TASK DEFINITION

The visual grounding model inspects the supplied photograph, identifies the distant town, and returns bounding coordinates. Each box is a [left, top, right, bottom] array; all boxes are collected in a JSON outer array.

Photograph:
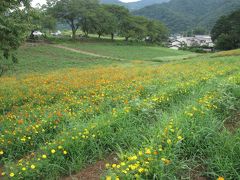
[[169, 35, 214, 51]]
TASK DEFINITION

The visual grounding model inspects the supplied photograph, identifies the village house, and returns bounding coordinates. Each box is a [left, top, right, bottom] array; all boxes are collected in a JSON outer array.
[[169, 35, 214, 50]]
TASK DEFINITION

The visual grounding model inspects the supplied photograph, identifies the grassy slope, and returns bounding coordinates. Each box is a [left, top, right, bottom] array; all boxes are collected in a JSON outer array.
[[59, 41, 194, 61], [12, 43, 120, 76], [7, 42, 195, 76], [0, 42, 239, 179]]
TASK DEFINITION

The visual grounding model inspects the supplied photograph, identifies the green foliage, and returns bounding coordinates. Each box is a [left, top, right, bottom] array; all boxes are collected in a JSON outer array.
[[146, 20, 169, 42], [48, 0, 99, 39], [90, 7, 115, 38], [47, 0, 168, 42], [40, 14, 57, 33], [211, 9, 240, 50], [134, 0, 240, 33], [0, 0, 31, 76], [103, 4, 129, 40]]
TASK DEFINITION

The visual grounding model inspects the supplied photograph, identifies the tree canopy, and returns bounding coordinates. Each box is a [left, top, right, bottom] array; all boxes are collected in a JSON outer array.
[[211, 9, 240, 50], [47, 0, 168, 41], [0, 0, 31, 75]]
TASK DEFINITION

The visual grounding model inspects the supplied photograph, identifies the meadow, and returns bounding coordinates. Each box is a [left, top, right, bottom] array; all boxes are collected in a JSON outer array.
[[0, 41, 239, 180]]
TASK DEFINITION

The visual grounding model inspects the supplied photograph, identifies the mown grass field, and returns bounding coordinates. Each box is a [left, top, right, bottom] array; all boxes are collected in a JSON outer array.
[[59, 40, 195, 61], [0, 42, 240, 180]]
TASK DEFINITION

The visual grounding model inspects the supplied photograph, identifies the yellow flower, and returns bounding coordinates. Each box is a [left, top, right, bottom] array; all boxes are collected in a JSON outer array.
[[138, 151, 143, 156], [10, 173, 15, 177], [120, 162, 126, 166], [115, 177, 120, 180], [128, 155, 137, 161], [63, 150, 68, 155], [105, 163, 110, 168], [22, 167, 26, 171], [31, 165, 36, 169], [58, 146, 63, 149], [51, 149, 56, 154], [217, 177, 224, 180], [42, 154, 47, 159], [145, 148, 151, 154], [138, 168, 144, 173], [1, 172, 6, 176], [112, 164, 117, 168], [167, 139, 172, 144], [106, 176, 112, 180], [0, 150, 3, 155], [177, 136, 183, 140], [122, 170, 127, 174]]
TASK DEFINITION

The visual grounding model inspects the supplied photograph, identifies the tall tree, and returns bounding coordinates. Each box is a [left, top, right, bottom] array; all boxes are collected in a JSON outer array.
[[120, 16, 148, 41], [91, 7, 117, 38], [0, 0, 31, 76], [146, 20, 168, 43], [48, 0, 99, 39], [103, 4, 129, 40]]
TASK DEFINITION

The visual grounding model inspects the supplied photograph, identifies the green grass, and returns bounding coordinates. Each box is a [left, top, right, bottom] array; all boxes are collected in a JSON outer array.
[[6, 41, 196, 76], [9, 43, 125, 76], [0, 41, 239, 180], [59, 41, 194, 61]]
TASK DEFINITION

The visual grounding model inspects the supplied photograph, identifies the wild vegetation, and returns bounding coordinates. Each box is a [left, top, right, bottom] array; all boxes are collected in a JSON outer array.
[[0, 42, 240, 180], [211, 9, 240, 50], [0, 1, 240, 180]]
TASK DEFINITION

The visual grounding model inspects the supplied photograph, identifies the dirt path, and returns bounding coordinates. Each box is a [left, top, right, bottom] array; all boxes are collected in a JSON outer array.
[[52, 45, 126, 61], [61, 155, 117, 180]]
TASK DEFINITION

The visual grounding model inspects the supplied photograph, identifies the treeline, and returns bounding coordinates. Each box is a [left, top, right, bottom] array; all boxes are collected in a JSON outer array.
[[211, 9, 240, 50], [43, 0, 168, 42]]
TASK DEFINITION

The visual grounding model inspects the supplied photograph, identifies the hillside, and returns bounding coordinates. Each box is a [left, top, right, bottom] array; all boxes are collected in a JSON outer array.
[[100, 0, 169, 10], [1, 41, 240, 180], [134, 0, 240, 32]]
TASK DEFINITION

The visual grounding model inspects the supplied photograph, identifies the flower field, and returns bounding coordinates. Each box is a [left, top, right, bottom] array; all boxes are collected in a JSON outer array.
[[0, 54, 240, 179]]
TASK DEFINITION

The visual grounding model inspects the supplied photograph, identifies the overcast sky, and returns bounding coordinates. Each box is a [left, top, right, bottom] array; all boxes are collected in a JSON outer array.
[[32, 0, 141, 7]]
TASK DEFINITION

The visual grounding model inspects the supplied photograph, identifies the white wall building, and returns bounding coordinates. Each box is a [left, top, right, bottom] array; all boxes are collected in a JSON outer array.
[[169, 35, 214, 50]]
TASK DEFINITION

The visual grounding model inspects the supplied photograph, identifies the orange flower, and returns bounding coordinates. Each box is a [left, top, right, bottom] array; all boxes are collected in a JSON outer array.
[[18, 119, 24, 125], [153, 151, 158, 155], [217, 177, 224, 180]]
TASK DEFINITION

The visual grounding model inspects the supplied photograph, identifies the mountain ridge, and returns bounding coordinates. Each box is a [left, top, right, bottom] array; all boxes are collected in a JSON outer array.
[[134, 0, 240, 33], [100, 0, 170, 10]]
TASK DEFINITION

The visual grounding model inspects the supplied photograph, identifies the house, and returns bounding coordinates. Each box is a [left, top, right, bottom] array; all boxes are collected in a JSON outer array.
[[169, 39, 182, 50], [169, 35, 214, 50]]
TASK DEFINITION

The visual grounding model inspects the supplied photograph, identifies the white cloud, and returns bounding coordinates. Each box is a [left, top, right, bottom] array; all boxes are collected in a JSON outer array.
[[120, 0, 140, 2], [31, 0, 141, 7]]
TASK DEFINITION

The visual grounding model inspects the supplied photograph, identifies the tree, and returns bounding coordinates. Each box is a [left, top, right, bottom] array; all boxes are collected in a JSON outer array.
[[48, 0, 99, 39], [40, 14, 57, 33], [0, 0, 31, 76], [120, 16, 148, 41], [211, 9, 240, 50], [146, 20, 168, 43], [91, 7, 117, 38], [29, 9, 57, 37], [103, 4, 129, 40]]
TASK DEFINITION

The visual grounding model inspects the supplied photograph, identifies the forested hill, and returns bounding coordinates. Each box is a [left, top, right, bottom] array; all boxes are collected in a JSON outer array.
[[100, 0, 169, 10], [133, 0, 240, 33]]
